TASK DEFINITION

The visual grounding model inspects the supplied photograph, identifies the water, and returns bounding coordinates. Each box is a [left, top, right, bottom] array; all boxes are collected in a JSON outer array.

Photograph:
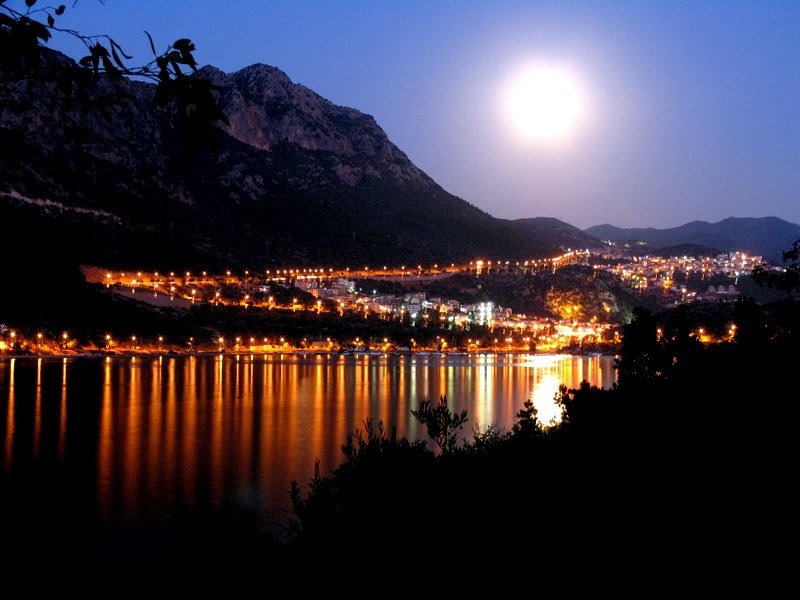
[[0, 353, 615, 534]]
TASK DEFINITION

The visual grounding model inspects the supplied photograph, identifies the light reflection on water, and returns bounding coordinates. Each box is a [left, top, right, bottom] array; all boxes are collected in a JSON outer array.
[[0, 353, 615, 524]]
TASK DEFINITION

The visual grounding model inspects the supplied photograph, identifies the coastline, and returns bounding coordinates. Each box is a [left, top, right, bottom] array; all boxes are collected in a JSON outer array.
[[0, 348, 615, 360]]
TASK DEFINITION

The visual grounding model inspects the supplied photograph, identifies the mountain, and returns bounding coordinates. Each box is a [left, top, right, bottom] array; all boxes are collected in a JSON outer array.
[[507, 217, 603, 252], [0, 50, 553, 271], [586, 217, 800, 262]]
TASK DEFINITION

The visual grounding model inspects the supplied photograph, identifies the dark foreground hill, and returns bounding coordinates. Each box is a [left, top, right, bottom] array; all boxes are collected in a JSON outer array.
[[0, 50, 553, 272]]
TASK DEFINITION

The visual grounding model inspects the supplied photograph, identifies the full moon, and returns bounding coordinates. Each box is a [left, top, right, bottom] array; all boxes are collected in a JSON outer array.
[[506, 66, 582, 139]]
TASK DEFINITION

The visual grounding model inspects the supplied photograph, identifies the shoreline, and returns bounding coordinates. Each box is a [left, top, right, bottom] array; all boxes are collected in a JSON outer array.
[[0, 348, 616, 360]]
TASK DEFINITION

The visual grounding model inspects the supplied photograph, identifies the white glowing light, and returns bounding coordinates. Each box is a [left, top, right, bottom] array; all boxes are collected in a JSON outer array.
[[506, 66, 582, 139]]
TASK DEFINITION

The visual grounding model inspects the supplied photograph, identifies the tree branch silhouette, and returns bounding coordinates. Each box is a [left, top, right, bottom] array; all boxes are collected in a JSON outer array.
[[1, 0, 228, 134]]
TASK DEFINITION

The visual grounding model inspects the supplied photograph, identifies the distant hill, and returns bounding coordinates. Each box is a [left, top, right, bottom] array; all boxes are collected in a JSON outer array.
[[0, 50, 553, 271], [507, 217, 603, 252], [586, 217, 800, 262]]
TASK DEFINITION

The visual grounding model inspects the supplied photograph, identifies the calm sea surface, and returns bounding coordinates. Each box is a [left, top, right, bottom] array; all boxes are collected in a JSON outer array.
[[0, 353, 615, 532]]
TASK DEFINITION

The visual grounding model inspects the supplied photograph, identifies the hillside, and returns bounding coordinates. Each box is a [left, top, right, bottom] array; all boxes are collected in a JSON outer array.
[[507, 217, 603, 252], [586, 217, 800, 262], [362, 265, 657, 324], [0, 50, 554, 272]]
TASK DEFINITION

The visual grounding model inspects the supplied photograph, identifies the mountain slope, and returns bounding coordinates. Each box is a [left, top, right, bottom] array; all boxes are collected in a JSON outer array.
[[507, 217, 603, 251], [586, 217, 800, 262], [0, 50, 552, 271]]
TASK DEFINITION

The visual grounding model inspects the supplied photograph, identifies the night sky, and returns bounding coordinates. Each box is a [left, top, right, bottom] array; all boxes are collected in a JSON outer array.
[[48, 1, 800, 229]]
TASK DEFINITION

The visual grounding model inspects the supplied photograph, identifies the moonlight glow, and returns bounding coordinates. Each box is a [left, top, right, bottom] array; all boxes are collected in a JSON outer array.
[[506, 66, 582, 139]]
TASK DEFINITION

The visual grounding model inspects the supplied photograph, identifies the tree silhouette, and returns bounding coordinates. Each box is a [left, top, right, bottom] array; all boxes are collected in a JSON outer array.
[[411, 395, 468, 454], [511, 397, 544, 439], [615, 307, 667, 388], [1, 0, 227, 134], [753, 238, 800, 299]]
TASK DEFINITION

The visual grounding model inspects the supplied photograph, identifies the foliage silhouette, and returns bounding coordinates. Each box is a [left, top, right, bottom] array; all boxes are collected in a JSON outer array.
[[511, 397, 547, 440], [1, 0, 227, 137], [410, 395, 468, 453], [753, 238, 800, 298], [289, 418, 434, 551]]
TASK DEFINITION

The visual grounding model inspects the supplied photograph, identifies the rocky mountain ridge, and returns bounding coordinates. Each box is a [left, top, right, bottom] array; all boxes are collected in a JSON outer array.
[[0, 49, 552, 270]]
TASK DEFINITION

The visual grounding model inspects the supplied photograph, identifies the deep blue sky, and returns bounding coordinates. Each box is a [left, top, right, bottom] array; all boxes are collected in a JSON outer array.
[[45, 1, 799, 229]]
